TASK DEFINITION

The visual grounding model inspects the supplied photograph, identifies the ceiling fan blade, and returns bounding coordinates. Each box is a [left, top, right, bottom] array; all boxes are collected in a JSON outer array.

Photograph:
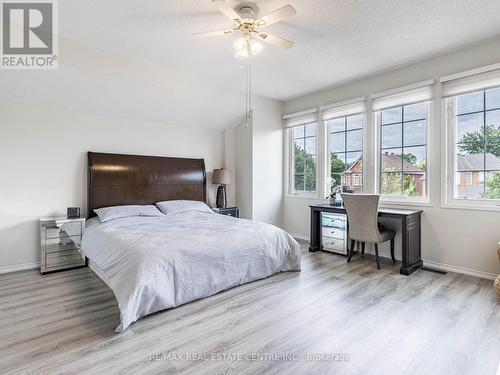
[[255, 5, 296, 27], [258, 32, 294, 49], [192, 29, 234, 38], [211, 0, 243, 24]]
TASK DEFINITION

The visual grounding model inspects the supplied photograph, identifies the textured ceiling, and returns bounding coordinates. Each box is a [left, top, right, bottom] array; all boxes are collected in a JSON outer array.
[[2, 0, 500, 129]]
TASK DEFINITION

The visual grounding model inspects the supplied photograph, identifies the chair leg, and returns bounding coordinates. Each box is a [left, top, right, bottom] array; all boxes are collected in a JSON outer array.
[[347, 239, 355, 263], [374, 243, 381, 270], [390, 238, 395, 262], [361, 242, 365, 257]]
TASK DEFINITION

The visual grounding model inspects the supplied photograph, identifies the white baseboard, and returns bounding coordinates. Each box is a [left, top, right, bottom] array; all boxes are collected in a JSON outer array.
[[422, 260, 497, 281], [288, 233, 497, 281], [290, 233, 309, 241], [0, 262, 40, 274]]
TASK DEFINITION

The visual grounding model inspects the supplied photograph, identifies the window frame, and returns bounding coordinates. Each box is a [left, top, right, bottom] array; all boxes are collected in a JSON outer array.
[[287, 122, 319, 196], [325, 112, 365, 194], [443, 88, 500, 211], [375, 100, 432, 204]]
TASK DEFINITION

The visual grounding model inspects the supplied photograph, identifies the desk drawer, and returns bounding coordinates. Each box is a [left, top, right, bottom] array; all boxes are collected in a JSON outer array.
[[322, 227, 346, 239], [322, 236, 346, 254]]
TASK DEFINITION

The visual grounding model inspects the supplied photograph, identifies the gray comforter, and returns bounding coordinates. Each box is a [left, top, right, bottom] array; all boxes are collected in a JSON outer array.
[[81, 211, 301, 332]]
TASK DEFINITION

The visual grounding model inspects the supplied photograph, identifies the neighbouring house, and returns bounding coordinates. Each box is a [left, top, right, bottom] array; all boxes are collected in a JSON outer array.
[[456, 153, 500, 198], [343, 153, 426, 194]]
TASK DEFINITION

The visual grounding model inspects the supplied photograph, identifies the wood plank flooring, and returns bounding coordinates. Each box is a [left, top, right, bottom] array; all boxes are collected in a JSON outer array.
[[0, 240, 499, 375]]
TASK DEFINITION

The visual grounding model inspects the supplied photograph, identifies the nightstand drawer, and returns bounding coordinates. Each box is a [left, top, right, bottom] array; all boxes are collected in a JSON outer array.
[[44, 236, 82, 253], [44, 221, 83, 239], [46, 250, 85, 269]]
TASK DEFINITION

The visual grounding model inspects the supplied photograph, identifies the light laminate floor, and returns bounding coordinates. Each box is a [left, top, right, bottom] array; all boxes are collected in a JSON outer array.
[[1, 241, 499, 375]]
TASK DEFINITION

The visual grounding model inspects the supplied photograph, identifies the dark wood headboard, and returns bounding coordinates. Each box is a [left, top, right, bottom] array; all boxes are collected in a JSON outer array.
[[87, 152, 206, 218]]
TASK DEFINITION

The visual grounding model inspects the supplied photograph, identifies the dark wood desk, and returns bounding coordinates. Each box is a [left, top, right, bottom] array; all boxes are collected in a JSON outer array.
[[309, 204, 423, 275]]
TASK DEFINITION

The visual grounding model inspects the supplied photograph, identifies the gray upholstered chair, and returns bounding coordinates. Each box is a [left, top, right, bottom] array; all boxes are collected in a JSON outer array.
[[341, 193, 396, 270]]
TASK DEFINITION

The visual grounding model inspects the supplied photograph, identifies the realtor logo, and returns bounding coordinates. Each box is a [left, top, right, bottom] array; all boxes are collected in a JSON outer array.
[[1, 0, 58, 69]]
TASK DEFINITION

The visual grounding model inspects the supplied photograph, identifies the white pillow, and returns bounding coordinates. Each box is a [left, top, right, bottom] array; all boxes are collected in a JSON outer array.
[[156, 200, 214, 216], [94, 205, 164, 222]]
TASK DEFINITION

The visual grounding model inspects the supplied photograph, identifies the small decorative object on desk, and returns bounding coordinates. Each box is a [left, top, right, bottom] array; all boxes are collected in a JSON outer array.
[[495, 242, 500, 297], [326, 181, 340, 206], [40, 217, 86, 274]]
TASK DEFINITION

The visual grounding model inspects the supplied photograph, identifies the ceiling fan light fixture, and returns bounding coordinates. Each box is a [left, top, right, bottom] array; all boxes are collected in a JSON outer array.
[[234, 37, 249, 58], [234, 36, 263, 58], [249, 38, 263, 56]]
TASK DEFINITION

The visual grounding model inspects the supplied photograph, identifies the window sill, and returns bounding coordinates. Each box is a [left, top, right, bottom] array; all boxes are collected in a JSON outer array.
[[441, 201, 500, 213], [379, 198, 433, 208], [285, 193, 319, 200]]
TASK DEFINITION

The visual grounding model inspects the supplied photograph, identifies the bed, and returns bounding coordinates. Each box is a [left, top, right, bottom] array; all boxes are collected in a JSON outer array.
[[82, 152, 301, 332]]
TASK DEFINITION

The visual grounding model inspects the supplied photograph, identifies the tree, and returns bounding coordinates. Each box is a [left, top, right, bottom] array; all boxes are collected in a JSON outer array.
[[458, 125, 500, 199], [458, 125, 500, 157], [381, 172, 418, 197], [330, 154, 346, 186], [484, 172, 500, 199], [402, 153, 417, 165], [293, 144, 316, 191]]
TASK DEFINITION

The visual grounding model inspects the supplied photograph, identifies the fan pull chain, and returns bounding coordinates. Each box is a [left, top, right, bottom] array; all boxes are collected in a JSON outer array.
[[245, 43, 253, 128]]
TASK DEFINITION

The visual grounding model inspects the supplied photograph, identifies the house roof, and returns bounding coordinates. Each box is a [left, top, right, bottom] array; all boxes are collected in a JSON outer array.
[[346, 153, 424, 174], [456, 153, 500, 171]]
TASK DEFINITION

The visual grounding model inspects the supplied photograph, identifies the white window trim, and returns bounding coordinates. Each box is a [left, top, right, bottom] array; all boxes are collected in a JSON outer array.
[[375, 100, 433, 205], [441, 96, 500, 212], [285, 122, 319, 198]]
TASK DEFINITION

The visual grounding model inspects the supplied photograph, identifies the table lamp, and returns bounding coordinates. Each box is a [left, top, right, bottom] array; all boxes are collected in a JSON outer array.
[[213, 168, 231, 208]]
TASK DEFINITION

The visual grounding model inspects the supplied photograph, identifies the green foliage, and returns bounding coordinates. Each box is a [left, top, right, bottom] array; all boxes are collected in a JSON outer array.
[[458, 125, 500, 157], [381, 172, 418, 197], [402, 153, 417, 165], [416, 160, 427, 171], [293, 143, 316, 192], [330, 154, 346, 187], [483, 172, 500, 199], [458, 125, 500, 199]]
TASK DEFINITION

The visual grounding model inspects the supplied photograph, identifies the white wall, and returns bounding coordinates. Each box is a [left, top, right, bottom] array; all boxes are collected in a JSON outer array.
[[283, 36, 500, 277], [252, 97, 284, 226], [0, 102, 225, 270], [224, 97, 284, 226], [233, 121, 253, 220]]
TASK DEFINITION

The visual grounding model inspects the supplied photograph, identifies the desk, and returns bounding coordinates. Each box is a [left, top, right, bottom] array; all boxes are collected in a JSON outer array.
[[309, 204, 423, 275]]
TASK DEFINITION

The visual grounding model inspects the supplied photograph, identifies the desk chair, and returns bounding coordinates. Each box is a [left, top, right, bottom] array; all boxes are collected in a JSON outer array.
[[341, 193, 396, 270]]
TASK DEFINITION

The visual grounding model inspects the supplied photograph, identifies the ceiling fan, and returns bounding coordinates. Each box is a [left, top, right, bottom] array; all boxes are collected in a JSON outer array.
[[193, 0, 297, 57]]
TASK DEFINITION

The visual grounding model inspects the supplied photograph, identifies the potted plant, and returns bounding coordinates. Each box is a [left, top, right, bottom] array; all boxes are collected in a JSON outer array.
[[326, 182, 340, 205]]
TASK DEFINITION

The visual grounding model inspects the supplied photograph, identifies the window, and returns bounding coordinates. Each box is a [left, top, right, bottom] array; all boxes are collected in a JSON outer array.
[[353, 174, 362, 186], [290, 123, 317, 193], [326, 113, 363, 193], [377, 101, 428, 198], [450, 87, 500, 201]]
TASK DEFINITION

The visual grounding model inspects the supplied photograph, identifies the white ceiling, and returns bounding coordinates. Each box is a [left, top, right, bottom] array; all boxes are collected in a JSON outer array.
[[2, 0, 500, 129]]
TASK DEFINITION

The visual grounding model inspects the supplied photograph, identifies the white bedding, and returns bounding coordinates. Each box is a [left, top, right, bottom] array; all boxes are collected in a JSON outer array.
[[81, 211, 301, 332]]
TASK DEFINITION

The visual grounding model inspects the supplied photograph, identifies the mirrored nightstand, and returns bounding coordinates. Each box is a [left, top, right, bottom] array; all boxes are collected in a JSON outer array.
[[211, 207, 239, 218], [40, 217, 86, 274]]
